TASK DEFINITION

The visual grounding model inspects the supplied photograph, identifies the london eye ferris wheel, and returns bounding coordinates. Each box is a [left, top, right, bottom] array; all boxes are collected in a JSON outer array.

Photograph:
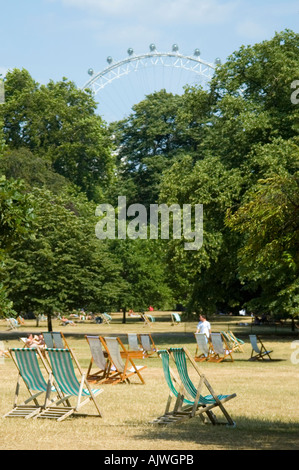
[[82, 43, 220, 123]]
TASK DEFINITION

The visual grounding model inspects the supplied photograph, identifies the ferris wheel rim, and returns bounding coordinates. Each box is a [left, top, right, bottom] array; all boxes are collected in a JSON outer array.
[[82, 50, 216, 92]]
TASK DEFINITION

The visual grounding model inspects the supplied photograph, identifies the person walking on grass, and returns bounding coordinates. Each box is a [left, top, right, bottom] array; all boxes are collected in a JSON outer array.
[[196, 314, 211, 338]]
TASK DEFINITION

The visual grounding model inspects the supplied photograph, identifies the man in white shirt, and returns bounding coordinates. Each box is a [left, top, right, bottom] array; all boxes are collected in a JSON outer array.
[[196, 314, 211, 338]]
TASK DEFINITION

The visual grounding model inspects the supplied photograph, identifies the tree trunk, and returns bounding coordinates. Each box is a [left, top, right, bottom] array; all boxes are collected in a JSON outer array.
[[122, 307, 126, 324]]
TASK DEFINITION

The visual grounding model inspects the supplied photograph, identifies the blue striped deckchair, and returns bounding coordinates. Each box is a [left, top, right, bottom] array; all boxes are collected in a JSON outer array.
[[169, 347, 236, 425], [38, 348, 104, 421], [4, 348, 59, 419]]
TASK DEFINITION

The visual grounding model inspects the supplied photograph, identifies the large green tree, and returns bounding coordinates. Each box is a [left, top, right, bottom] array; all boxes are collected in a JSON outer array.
[[1, 69, 114, 200]]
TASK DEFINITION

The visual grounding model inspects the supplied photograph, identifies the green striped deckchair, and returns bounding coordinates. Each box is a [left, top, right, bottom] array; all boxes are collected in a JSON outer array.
[[152, 349, 196, 424], [169, 347, 236, 426], [38, 348, 104, 421], [171, 312, 181, 325], [4, 348, 59, 419]]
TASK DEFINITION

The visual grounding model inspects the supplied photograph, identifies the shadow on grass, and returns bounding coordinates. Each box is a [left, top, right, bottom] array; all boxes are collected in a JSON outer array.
[[134, 415, 299, 450]]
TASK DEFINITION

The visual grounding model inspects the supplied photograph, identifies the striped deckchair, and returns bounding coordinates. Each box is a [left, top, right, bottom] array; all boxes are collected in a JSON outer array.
[[4, 348, 60, 419], [209, 333, 234, 362], [169, 347, 236, 426], [38, 348, 103, 421], [194, 333, 214, 361], [85, 335, 115, 383], [100, 336, 146, 385], [138, 333, 157, 357], [249, 335, 273, 361], [152, 350, 193, 424], [127, 334, 144, 358]]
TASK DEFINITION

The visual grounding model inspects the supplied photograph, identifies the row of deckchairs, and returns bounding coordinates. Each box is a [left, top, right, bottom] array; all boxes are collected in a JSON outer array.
[[194, 332, 272, 362], [194, 332, 235, 363], [153, 347, 236, 426], [85, 335, 147, 385], [127, 333, 157, 358]]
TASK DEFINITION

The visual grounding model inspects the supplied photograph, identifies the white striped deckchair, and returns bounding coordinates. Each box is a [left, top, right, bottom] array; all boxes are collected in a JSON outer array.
[[100, 336, 146, 385], [168, 347, 236, 426], [209, 333, 234, 362], [85, 335, 115, 383], [138, 333, 157, 357], [127, 333, 144, 358], [194, 333, 214, 362], [171, 312, 181, 325], [249, 335, 273, 361], [38, 348, 103, 421], [4, 348, 60, 419]]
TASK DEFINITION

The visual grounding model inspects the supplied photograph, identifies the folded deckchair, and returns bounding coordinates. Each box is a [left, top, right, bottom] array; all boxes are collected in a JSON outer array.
[[127, 333, 145, 358], [100, 336, 146, 385], [194, 333, 214, 362], [85, 335, 114, 382], [138, 333, 158, 357], [209, 333, 234, 362], [171, 312, 181, 325], [3, 348, 61, 419], [153, 348, 236, 426], [249, 335, 273, 361], [43, 331, 69, 349], [37, 348, 103, 421]]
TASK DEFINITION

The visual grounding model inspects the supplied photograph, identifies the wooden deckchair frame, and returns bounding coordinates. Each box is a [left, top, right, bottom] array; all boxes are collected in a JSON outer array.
[[85, 335, 113, 383], [100, 336, 146, 385], [38, 347, 103, 421], [209, 333, 234, 362], [249, 335, 273, 361]]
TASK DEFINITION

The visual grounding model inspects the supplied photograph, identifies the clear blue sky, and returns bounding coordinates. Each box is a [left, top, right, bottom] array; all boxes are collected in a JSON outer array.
[[1, 0, 298, 122]]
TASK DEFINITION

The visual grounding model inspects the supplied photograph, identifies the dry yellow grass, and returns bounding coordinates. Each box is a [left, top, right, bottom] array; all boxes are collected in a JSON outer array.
[[1, 315, 299, 450]]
